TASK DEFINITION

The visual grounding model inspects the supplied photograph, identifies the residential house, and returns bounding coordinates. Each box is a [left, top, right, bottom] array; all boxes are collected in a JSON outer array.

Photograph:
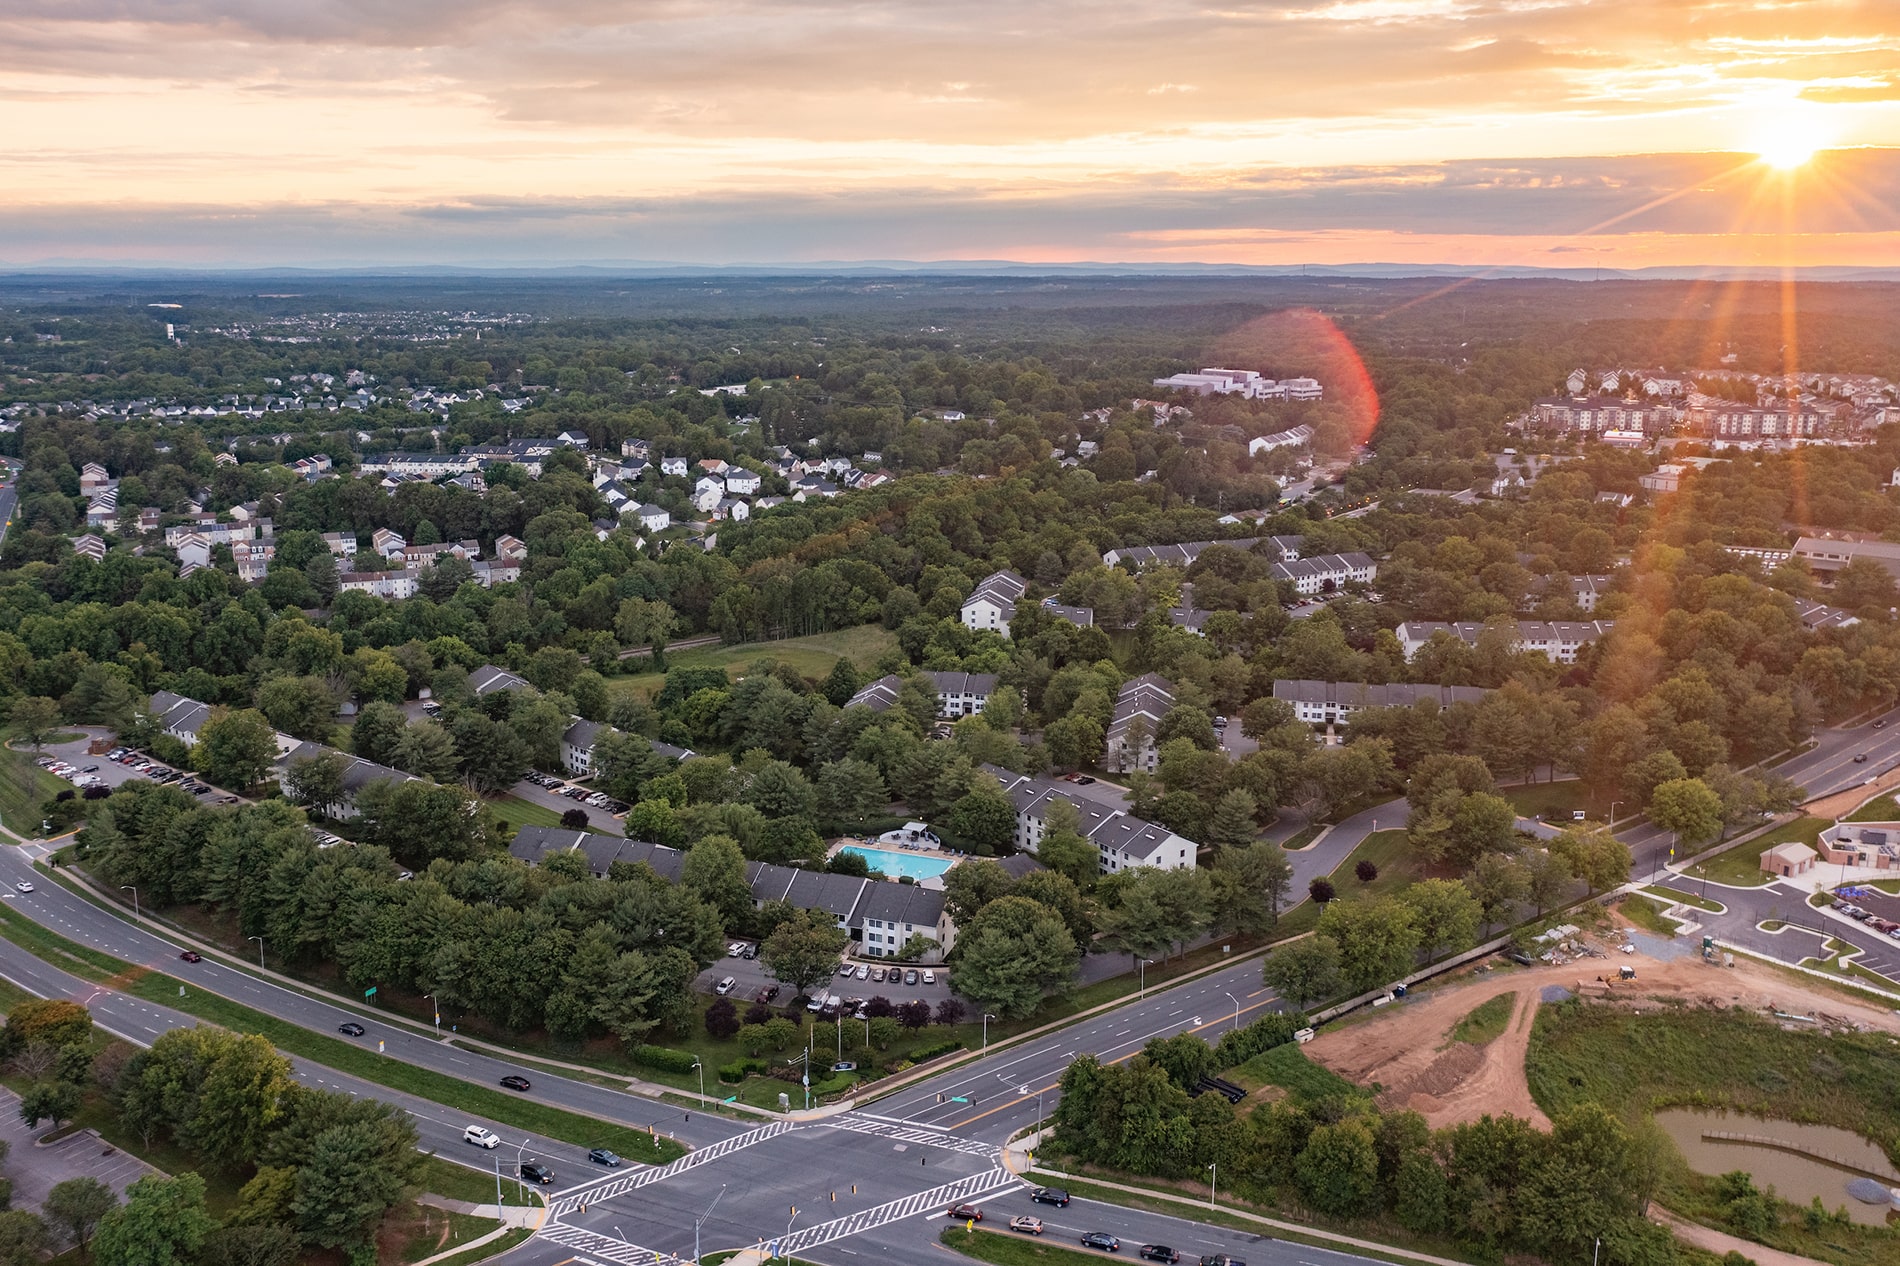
[[988, 768, 1197, 874], [1102, 537, 1261, 569], [337, 569, 420, 600], [725, 469, 762, 495], [1272, 680, 1492, 726], [371, 528, 406, 558], [1794, 535, 1900, 584], [960, 569, 1028, 636], [846, 671, 1000, 718], [557, 430, 590, 447], [470, 664, 530, 696], [1247, 424, 1315, 456], [1395, 619, 1614, 664], [1104, 674, 1174, 772], [636, 504, 672, 533], [70, 533, 107, 562], [149, 689, 213, 747], [1270, 552, 1377, 595], [561, 719, 607, 777], [322, 532, 358, 558], [659, 456, 689, 477], [494, 535, 528, 562]]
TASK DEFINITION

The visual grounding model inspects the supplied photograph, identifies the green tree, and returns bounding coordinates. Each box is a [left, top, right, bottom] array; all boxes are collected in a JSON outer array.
[[284, 750, 349, 818], [0, 1211, 47, 1266], [946, 784, 1016, 853], [821, 658, 862, 706], [1210, 842, 1292, 936], [18, 1080, 80, 1130], [761, 909, 848, 997], [1315, 897, 1420, 994], [1548, 824, 1632, 894], [44, 1176, 116, 1253], [950, 895, 1080, 1018], [1400, 879, 1481, 961], [1206, 789, 1260, 848], [814, 758, 887, 824], [94, 1174, 214, 1266], [292, 1119, 416, 1247], [194, 709, 279, 791], [254, 676, 336, 741], [1468, 852, 1529, 932], [681, 834, 751, 931], [1262, 935, 1342, 1007], [1648, 778, 1724, 856], [1522, 847, 1572, 916], [350, 700, 407, 767], [1297, 1119, 1381, 1217], [8, 696, 61, 750]]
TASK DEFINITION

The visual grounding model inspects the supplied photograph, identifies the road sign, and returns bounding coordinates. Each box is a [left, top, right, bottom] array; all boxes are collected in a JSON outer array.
[[950, 1096, 969, 1103], [364, 986, 378, 998], [724, 1095, 738, 1103]]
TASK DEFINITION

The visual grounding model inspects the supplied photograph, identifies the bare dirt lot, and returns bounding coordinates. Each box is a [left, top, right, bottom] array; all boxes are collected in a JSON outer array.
[[1302, 913, 1900, 1132]]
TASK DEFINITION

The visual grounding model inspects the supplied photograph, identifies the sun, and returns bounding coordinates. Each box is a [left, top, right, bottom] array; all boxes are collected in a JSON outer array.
[[1750, 112, 1827, 170]]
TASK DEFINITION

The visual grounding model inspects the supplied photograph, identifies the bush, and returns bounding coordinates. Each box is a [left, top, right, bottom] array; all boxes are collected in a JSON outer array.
[[1212, 1011, 1308, 1068], [1355, 860, 1379, 884], [630, 1044, 699, 1074], [907, 1038, 962, 1063], [1309, 877, 1336, 904], [560, 808, 590, 829], [933, 999, 966, 1026], [897, 1000, 931, 1029], [704, 998, 739, 1041], [718, 1058, 768, 1084]]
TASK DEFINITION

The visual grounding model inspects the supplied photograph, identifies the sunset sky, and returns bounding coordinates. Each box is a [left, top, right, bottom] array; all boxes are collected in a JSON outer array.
[[5, 0, 1899, 268]]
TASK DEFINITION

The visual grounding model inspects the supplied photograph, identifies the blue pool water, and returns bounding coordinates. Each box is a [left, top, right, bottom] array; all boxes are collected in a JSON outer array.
[[838, 845, 956, 882]]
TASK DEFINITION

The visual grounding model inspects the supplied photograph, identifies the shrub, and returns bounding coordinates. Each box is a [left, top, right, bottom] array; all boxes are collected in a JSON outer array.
[[560, 808, 590, 829], [718, 1058, 768, 1083], [1355, 860, 1379, 884], [907, 1038, 962, 1063], [1309, 877, 1336, 904], [704, 998, 739, 1040], [630, 1045, 699, 1074], [933, 999, 966, 1026], [897, 1000, 931, 1030], [1212, 1011, 1308, 1068]]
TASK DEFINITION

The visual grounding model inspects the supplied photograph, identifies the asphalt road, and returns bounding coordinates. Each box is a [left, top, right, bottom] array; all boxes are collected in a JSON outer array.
[[0, 482, 17, 549]]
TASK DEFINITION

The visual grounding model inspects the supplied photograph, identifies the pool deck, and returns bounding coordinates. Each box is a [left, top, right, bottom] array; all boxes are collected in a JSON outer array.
[[828, 840, 959, 887]]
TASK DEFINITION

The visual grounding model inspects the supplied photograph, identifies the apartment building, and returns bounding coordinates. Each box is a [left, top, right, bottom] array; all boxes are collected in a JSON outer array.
[[960, 569, 1028, 636], [987, 768, 1197, 873], [1272, 680, 1491, 726]]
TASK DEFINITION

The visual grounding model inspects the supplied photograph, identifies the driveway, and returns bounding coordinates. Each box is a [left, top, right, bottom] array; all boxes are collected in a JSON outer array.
[[1649, 869, 1900, 984], [0, 1088, 159, 1245]]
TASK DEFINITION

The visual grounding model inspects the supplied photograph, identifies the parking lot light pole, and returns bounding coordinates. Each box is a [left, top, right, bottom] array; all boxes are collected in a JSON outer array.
[[120, 885, 138, 919], [690, 1059, 705, 1102], [983, 1013, 996, 1051], [248, 935, 265, 969]]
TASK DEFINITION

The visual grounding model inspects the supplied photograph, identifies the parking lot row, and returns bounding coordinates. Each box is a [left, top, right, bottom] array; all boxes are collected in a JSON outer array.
[[522, 769, 629, 816], [36, 746, 238, 805]]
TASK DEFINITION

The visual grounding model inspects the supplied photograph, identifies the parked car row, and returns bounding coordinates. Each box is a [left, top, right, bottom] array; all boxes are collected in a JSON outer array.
[[524, 770, 629, 814], [835, 961, 934, 986], [36, 754, 107, 789], [1845, 906, 1900, 939]]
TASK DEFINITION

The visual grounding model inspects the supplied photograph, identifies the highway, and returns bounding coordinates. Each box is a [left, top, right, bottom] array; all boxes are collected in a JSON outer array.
[[0, 480, 17, 550]]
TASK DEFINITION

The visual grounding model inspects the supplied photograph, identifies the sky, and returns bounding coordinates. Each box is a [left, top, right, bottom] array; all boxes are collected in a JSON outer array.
[[4, 0, 1899, 269]]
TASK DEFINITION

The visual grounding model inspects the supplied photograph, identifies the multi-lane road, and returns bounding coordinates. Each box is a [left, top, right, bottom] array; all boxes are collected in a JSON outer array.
[[0, 841, 1334, 1266]]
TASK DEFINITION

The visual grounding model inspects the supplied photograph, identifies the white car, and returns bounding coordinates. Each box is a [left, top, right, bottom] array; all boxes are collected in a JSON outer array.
[[728, 942, 746, 957], [464, 1125, 500, 1148], [855, 965, 869, 980], [13, 882, 33, 894], [922, 970, 936, 984]]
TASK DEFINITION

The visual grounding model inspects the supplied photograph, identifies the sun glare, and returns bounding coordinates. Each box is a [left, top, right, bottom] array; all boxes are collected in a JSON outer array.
[[1752, 116, 1825, 170]]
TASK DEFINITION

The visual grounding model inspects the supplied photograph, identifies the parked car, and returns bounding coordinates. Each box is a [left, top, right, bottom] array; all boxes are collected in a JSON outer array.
[[855, 965, 870, 980], [519, 1161, 554, 1185], [338, 1022, 366, 1037], [1140, 1247, 1181, 1263], [1081, 1233, 1122, 1252], [742, 945, 758, 960], [871, 967, 887, 982], [499, 1075, 532, 1091], [715, 976, 737, 995], [904, 969, 920, 986], [922, 970, 936, 984], [1030, 1188, 1070, 1206], [588, 1148, 622, 1167], [1009, 1216, 1044, 1235], [464, 1126, 499, 1148]]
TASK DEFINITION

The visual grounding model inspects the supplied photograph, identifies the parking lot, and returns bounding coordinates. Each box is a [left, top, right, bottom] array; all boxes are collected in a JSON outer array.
[[33, 731, 235, 807], [1826, 886, 1900, 980], [507, 771, 627, 833], [0, 1088, 159, 1245], [695, 944, 963, 1013]]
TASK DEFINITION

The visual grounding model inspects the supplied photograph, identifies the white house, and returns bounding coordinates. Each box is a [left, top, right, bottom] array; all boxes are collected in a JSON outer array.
[[1104, 674, 1174, 773], [1395, 620, 1614, 664], [338, 569, 420, 600], [960, 569, 1028, 637], [989, 768, 1197, 873], [149, 689, 212, 747], [725, 470, 762, 495], [659, 457, 689, 477], [636, 504, 672, 533], [847, 671, 1000, 718]]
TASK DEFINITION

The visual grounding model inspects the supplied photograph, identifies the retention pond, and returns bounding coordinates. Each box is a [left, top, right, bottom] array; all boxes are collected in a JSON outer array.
[[1656, 1108, 1900, 1226]]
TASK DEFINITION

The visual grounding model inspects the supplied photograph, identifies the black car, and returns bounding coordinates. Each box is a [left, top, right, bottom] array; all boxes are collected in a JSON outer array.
[[1856, 753, 1871, 763], [519, 1161, 554, 1185], [904, 969, 920, 986], [587, 1148, 622, 1167], [338, 1022, 366, 1037], [1030, 1187, 1070, 1206], [1081, 1233, 1122, 1252], [500, 1075, 532, 1091], [1140, 1248, 1181, 1264]]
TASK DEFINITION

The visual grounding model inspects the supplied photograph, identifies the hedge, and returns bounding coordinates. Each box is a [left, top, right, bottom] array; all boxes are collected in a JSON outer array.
[[1212, 1011, 1307, 1069], [719, 1057, 769, 1083], [908, 1038, 963, 1063], [631, 1044, 700, 1074]]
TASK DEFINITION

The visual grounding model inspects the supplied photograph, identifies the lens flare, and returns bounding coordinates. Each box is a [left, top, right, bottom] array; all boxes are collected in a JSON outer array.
[[1212, 308, 1380, 448]]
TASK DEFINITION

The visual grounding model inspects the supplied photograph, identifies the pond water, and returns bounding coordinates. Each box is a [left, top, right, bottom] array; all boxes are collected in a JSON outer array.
[[1655, 1108, 1900, 1226]]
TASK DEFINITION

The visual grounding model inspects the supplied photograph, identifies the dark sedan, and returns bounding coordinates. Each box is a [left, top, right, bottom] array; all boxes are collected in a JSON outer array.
[[500, 1075, 532, 1091], [1081, 1232, 1122, 1252], [588, 1148, 622, 1167], [1139, 1247, 1180, 1263], [337, 1022, 366, 1037]]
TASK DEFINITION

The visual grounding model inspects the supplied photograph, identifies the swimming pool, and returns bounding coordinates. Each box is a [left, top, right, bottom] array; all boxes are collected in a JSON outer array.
[[837, 845, 957, 882]]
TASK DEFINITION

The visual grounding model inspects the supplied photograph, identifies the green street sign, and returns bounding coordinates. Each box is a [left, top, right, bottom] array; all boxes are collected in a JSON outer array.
[[365, 986, 378, 998]]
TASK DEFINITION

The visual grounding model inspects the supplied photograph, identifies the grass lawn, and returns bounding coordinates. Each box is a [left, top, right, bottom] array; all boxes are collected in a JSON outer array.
[[486, 793, 617, 836], [0, 898, 687, 1164], [390, 1206, 496, 1265], [1644, 884, 1720, 912], [606, 625, 898, 702], [1228, 1042, 1370, 1106], [0, 743, 72, 837], [1278, 824, 1322, 851], [1450, 993, 1514, 1046], [1694, 817, 1829, 887], [938, 1227, 1112, 1266], [414, 1154, 540, 1209], [1847, 792, 1900, 823], [1325, 829, 1415, 900], [423, 1227, 531, 1266], [1501, 781, 1594, 822], [1615, 894, 1677, 938]]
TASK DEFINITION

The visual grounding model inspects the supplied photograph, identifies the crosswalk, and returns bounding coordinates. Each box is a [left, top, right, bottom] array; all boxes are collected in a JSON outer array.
[[775, 1167, 1020, 1255], [821, 1113, 1001, 1159], [536, 1224, 675, 1266], [547, 1121, 796, 1215]]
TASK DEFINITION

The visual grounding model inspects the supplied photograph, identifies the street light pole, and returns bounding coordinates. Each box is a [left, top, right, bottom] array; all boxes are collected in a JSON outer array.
[[493, 1147, 501, 1212], [1207, 1161, 1218, 1207], [1610, 801, 1621, 826], [781, 1204, 796, 1265], [425, 993, 440, 1038], [1224, 991, 1239, 1032], [247, 935, 264, 969], [690, 1059, 705, 1102], [983, 1013, 996, 1051], [692, 1184, 727, 1265], [514, 1138, 530, 1200], [1139, 958, 1155, 997], [120, 885, 139, 919]]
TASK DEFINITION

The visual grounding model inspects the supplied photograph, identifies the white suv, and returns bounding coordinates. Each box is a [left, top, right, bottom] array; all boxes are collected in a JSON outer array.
[[464, 1126, 500, 1148]]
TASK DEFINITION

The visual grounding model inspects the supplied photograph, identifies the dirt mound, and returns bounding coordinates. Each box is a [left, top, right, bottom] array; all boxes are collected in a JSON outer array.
[[1379, 1040, 1485, 1113]]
